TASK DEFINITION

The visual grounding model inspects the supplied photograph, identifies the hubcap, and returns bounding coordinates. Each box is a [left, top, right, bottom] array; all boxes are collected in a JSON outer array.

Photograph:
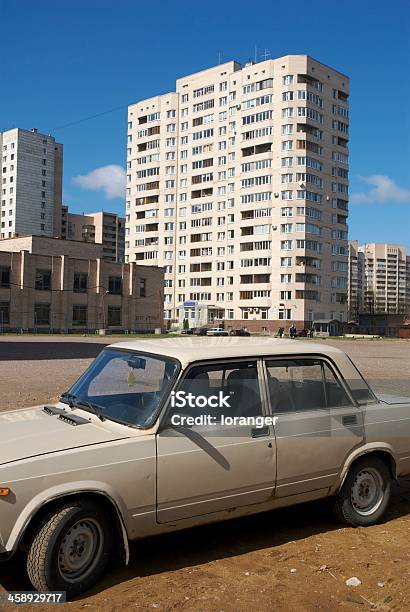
[[58, 518, 104, 582], [351, 467, 384, 516]]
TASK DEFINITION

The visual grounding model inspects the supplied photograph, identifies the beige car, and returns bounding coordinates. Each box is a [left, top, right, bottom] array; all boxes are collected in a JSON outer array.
[[1, 337, 410, 597]]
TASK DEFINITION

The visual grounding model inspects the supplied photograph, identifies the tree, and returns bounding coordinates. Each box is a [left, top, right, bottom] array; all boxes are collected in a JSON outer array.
[[183, 318, 189, 331]]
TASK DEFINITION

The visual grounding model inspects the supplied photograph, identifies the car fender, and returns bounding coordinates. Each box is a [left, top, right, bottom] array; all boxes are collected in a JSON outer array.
[[5, 480, 130, 563], [331, 442, 398, 494]]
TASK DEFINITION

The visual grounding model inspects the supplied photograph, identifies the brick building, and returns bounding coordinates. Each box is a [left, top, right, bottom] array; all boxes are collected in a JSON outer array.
[[0, 236, 163, 333]]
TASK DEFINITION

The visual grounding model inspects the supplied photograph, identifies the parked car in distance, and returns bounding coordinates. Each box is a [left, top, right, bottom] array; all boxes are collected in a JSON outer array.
[[1, 337, 409, 598], [206, 327, 229, 336], [229, 328, 251, 336], [194, 326, 208, 336]]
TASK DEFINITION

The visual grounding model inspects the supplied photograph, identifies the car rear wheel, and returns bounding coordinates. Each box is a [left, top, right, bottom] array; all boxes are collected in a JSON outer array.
[[27, 501, 113, 598], [332, 457, 391, 526]]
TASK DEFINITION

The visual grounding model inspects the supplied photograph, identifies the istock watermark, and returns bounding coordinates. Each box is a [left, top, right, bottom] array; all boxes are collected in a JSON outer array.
[[169, 390, 279, 429], [171, 390, 231, 409]]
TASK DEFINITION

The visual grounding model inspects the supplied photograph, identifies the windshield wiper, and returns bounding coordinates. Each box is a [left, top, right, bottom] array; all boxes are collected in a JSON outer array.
[[73, 400, 106, 422], [60, 393, 106, 421]]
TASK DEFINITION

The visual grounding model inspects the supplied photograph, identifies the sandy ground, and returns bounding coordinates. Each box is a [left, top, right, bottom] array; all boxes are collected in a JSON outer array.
[[0, 336, 410, 611]]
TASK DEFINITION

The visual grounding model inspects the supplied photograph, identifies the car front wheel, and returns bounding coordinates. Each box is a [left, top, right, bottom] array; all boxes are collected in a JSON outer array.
[[27, 501, 113, 598], [332, 457, 392, 527]]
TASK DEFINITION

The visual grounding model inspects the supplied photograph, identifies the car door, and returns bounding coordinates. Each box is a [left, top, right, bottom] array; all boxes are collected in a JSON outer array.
[[264, 356, 364, 498], [156, 359, 276, 523]]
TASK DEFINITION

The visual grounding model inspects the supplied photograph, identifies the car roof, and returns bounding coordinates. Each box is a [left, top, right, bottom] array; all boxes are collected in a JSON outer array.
[[109, 336, 346, 368]]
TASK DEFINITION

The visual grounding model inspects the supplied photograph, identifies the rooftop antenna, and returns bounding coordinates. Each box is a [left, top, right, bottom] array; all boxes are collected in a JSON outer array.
[[217, 51, 222, 64], [254, 45, 258, 63], [260, 48, 271, 61]]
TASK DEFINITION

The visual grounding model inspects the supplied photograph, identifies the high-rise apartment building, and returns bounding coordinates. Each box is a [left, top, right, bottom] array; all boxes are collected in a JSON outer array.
[[61, 207, 125, 262], [126, 55, 350, 330], [407, 256, 410, 316], [349, 241, 408, 318], [0, 128, 63, 240]]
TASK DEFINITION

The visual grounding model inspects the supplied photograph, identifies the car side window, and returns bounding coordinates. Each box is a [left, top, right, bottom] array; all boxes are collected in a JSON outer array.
[[169, 360, 262, 422], [265, 358, 351, 414], [323, 362, 352, 408]]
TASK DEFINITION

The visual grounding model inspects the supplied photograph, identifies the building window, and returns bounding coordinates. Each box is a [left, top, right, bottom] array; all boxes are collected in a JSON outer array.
[[34, 303, 50, 325], [108, 276, 122, 294], [73, 272, 88, 293], [139, 278, 146, 297], [0, 302, 10, 325], [0, 266, 10, 288], [35, 269, 51, 291], [107, 306, 121, 327], [72, 305, 87, 327]]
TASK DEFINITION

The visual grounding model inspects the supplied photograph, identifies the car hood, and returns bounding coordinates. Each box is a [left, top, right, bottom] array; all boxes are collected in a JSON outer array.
[[377, 393, 410, 405], [0, 405, 130, 465]]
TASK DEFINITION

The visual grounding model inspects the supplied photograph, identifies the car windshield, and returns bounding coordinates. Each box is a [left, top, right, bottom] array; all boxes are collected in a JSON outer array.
[[62, 348, 179, 428]]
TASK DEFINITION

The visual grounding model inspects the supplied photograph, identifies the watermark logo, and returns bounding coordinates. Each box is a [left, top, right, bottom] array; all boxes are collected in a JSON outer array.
[[170, 390, 231, 409], [169, 390, 278, 429]]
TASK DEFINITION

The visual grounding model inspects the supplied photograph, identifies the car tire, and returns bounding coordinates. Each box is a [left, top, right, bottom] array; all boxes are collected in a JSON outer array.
[[331, 456, 391, 527], [26, 501, 113, 598]]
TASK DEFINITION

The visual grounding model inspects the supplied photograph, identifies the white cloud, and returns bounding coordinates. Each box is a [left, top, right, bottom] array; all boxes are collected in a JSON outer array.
[[351, 175, 410, 205], [72, 165, 125, 199]]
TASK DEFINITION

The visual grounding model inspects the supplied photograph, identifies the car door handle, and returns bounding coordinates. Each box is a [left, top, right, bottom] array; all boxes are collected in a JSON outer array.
[[251, 426, 270, 438], [342, 414, 358, 426]]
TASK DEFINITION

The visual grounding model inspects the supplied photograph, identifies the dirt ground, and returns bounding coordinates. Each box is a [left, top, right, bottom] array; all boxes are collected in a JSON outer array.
[[1, 336, 410, 611]]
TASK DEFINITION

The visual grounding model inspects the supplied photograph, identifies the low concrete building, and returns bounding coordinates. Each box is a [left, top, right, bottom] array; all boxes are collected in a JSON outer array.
[[357, 313, 408, 338], [0, 236, 163, 333]]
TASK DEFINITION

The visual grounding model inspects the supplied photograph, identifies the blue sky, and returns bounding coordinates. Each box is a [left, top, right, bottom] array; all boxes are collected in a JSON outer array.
[[1, 0, 409, 247]]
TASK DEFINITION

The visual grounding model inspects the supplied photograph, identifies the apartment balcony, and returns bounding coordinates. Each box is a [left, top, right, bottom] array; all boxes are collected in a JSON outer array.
[[295, 289, 321, 301], [190, 263, 213, 273], [336, 199, 348, 211], [295, 273, 321, 285], [239, 292, 271, 302], [145, 223, 159, 232], [136, 195, 159, 206], [240, 274, 271, 284], [241, 211, 253, 221], [189, 278, 212, 287], [146, 181, 160, 191], [296, 256, 321, 269], [297, 73, 323, 89], [334, 293, 348, 304], [191, 188, 213, 199], [241, 143, 272, 157], [336, 214, 347, 225], [241, 226, 255, 236]]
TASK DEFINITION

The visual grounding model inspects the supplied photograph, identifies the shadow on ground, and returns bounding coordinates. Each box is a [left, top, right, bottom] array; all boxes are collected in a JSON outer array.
[[0, 342, 108, 361]]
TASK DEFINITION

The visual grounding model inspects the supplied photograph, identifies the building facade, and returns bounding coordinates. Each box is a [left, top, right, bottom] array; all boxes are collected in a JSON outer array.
[[0, 236, 163, 332], [0, 128, 63, 240], [126, 55, 350, 330], [348, 241, 408, 319], [61, 208, 126, 262]]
